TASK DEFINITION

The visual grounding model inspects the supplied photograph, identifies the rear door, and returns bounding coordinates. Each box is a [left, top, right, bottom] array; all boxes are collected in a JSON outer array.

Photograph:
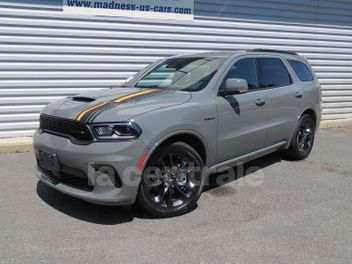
[[256, 57, 303, 146], [288, 59, 319, 116]]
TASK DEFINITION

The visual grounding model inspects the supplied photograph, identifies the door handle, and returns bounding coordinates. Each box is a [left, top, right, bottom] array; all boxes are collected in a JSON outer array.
[[295, 92, 303, 98], [255, 99, 266, 106]]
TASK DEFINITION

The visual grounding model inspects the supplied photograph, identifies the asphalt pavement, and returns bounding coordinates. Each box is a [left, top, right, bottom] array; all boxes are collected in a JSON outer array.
[[0, 125, 351, 264]]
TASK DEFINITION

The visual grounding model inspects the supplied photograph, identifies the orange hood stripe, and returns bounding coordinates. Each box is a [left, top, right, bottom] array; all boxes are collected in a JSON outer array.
[[75, 89, 159, 122], [113, 89, 157, 103], [76, 102, 108, 122]]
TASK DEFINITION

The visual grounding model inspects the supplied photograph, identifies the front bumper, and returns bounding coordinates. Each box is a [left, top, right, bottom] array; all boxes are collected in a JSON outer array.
[[33, 130, 149, 205]]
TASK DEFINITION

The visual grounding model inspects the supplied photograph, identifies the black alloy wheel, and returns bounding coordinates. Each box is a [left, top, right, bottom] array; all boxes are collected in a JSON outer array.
[[284, 114, 316, 160], [137, 142, 204, 217]]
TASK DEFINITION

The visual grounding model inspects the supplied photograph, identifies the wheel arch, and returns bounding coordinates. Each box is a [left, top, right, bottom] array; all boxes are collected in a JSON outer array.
[[285, 107, 317, 149], [140, 130, 208, 175], [301, 108, 317, 127]]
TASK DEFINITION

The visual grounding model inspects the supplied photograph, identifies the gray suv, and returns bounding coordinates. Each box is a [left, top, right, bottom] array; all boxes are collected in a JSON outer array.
[[34, 50, 321, 217]]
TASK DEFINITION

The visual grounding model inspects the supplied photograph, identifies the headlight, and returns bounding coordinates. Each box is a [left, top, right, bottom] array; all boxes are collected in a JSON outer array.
[[90, 122, 142, 140]]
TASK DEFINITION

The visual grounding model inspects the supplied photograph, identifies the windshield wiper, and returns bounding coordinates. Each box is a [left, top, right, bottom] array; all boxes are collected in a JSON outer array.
[[135, 86, 163, 89]]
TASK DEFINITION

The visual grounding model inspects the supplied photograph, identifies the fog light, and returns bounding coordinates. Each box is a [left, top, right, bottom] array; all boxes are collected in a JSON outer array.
[[94, 165, 122, 188]]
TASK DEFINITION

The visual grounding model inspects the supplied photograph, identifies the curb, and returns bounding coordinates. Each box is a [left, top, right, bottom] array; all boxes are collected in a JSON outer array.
[[0, 118, 352, 154], [319, 118, 352, 128], [0, 138, 33, 154]]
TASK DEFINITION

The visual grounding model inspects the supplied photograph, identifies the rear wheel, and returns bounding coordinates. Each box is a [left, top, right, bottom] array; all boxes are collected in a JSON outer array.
[[137, 142, 204, 217], [284, 114, 316, 160]]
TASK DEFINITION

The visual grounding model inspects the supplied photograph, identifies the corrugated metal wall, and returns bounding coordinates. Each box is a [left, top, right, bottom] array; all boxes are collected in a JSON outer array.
[[0, 0, 352, 138]]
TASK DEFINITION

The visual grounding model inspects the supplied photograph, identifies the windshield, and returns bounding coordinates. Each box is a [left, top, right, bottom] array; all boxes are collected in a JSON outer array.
[[131, 57, 225, 92]]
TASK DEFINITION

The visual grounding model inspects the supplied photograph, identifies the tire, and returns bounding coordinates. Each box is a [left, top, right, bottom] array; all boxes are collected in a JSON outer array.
[[137, 142, 205, 218], [284, 114, 316, 160]]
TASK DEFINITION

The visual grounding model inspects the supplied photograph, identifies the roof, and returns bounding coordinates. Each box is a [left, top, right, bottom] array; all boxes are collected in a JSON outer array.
[[175, 49, 299, 58], [175, 51, 244, 58]]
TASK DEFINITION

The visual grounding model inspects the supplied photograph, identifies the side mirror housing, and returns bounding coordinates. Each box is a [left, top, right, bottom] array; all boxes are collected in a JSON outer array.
[[219, 78, 249, 96]]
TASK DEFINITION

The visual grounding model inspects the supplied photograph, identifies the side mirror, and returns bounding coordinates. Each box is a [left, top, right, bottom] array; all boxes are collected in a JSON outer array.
[[219, 78, 249, 96]]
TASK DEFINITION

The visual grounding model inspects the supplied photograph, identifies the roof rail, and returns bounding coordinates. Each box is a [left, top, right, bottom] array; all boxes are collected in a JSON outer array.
[[249, 49, 298, 55]]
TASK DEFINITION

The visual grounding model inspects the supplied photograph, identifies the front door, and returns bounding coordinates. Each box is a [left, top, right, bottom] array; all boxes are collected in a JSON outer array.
[[215, 58, 268, 163]]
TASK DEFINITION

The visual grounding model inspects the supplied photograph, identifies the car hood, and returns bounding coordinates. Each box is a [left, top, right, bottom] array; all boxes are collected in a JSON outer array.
[[41, 87, 192, 123]]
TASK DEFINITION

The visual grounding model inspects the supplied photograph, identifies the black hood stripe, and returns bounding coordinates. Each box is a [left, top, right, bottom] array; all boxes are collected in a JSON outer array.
[[77, 89, 165, 124]]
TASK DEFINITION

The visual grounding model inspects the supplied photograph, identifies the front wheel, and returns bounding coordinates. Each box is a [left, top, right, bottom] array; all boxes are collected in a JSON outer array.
[[137, 142, 204, 217], [284, 114, 316, 160]]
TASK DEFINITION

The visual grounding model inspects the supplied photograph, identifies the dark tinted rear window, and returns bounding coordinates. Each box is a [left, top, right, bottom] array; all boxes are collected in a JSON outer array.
[[257, 58, 292, 88], [288, 60, 314, 81]]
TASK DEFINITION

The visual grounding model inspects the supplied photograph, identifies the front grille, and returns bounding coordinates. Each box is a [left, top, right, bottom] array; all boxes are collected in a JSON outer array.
[[55, 171, 93, 192], [40, 114, 93, 142], [38, 161, 94, 192]]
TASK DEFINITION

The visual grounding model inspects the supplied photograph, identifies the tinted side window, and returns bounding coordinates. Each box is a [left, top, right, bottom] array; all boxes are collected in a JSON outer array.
[[288, 60, 314, 81], [257, 58, 292, 88], [222, 58, 259, 89]]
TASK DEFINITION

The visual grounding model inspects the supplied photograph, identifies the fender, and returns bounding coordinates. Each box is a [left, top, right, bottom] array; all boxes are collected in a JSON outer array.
[[137, 129, 209, 178]]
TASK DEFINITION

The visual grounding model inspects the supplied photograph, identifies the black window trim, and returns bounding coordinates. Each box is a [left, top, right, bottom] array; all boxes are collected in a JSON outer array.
[[217, 56, 294, 95]]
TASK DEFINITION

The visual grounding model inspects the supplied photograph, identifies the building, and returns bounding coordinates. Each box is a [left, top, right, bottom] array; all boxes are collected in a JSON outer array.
[[0, 0, 352, 138]]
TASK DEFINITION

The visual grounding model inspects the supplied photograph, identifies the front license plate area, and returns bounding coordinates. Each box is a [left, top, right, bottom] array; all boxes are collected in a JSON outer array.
[[40, 171, 58, 185], [38, 150, 60, 172]]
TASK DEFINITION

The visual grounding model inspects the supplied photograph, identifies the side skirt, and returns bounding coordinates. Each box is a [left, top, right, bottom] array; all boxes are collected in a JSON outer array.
[[208, 141, 287, 173]]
